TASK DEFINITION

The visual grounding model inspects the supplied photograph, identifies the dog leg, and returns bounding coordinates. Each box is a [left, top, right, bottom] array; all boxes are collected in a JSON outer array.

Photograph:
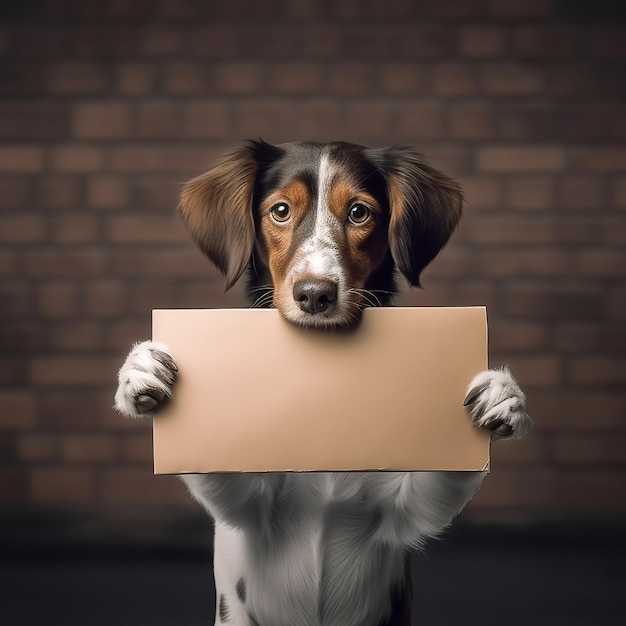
[[464, 367, 531, 440], [114, 341, 178, 418]]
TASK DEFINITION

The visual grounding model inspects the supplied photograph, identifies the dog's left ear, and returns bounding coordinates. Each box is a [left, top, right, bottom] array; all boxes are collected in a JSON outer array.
[[370, 145, 464, 287], [179, 141, 282, 290]]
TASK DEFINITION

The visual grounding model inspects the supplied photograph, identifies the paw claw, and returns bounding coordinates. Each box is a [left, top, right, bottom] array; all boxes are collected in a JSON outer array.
[[465, 367, 531, 440], [114, 341, 178, 418]]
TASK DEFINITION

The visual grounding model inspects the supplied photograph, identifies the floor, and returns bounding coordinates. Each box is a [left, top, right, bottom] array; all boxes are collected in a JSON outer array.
[[2, 524, 624, 626]]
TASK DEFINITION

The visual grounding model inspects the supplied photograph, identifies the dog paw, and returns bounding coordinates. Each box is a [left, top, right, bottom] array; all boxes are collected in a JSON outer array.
[[463, 367, 531, 440], [114, 341, 178, 418]]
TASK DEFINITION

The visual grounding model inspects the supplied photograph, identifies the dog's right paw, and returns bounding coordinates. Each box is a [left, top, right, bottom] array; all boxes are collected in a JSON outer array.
[[114, 341, 178, 418]]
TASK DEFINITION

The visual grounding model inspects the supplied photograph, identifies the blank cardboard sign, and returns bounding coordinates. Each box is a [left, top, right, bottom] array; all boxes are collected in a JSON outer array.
[[152, 307, 490, 474]]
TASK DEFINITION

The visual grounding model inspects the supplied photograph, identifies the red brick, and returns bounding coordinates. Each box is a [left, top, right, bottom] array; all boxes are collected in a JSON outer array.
[[127, 282, 177, 314], [136, 102, 179, 138], [0, 146, 44, 172], [0, 103, 68, 140], [72, 102, 132, 139], [379, 65, 424, 95], [395, 103, 443, 140], [459, 27, 505, 58], [140, 27, 182, 56], [0, 282, 34, 317], [52, 146, 104, 172], [532, 391, 626, 431], [399, 26, 456, 59], [158, 0, 206, 20], [18, 434, 60, 462], [471, 468, 556, 509], [489, 0, 552, 18], [420, 248, 475, 279], [459, 176, 502, 210], [270, 64, 324, 95], [504, 176, 554, 210], [106, 216, 187, 243], [480, 64, 545, 95], [606, 218, 626, 245], [575, 250, 626, 277], [49, 321, 103, 352], [554, 218, 604, 245], [87, 176, 129, 209], [108, 146, 164, 171], [36, 177, 80, 208], [588, 27, 626, 59], [112, 249, 209, 277], [181, 102, 231, 139], [342, 102, 396, 141], [328, 64, 372, 96], [299, 25, 341, 59], [478, 250, 568, 277], [62, 434, 117, 463], [0, 470, 26, 502], [490, 433, 546, 465], [116, 63, 156, 95], [0, 216, 45, 243], [501, 285, 606, 320], [99, 468, 190, 505], [0, 250, 15, 276], [162, 63, 208, 94], [17, 27, 69, 59], [570, 148, 626, 171], [568, 357, 626, 386], [431, 64, 476, 96], [30, 356, 119, 387], [38, 281, 78, 317], [612, 180, 626, 208], [23, 249, 107, 276], [72, 28, 136, 60], [39, 390, 133, 430], [84, 280, 126, 317], [134, 178, 180, 212], [213, 63, 265, 95], [489, 321, 549, 352], [554, 435, 626, 466], [47, 62, 109, 94], [234, 102, 298, 142], [105, 319, 152, 353], [515, 27, 580, 60], [448, 103, 493, 140], [298, 101, 343, 141], [50, 215, 99, 243], [0, 391, 37, 428], [188, 26, 239, 59], [555, 470, 626, 511], [29, 468, 94, 505], [464, 216, 555, 244], [119, 433, 153, 463], [477, 147, 565, 172], [0, 177, 30, 208]]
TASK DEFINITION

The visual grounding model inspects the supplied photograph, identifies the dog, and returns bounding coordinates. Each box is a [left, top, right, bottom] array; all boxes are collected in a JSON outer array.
[[114, 140, 530, 626]]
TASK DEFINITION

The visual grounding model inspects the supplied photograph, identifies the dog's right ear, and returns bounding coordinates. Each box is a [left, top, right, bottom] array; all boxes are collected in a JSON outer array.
[[179, 141, 277, 290]]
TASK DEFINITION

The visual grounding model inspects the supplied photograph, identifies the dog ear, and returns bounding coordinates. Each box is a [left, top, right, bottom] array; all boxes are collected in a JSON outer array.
[[372, 145, 463, 288], [178, 141, 266, 290]]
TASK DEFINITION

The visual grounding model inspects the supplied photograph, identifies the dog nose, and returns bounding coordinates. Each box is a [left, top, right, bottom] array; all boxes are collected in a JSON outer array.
[[293, 279, 337, 314]]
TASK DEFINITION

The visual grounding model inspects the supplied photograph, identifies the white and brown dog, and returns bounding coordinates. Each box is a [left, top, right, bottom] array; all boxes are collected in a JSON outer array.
[[114, 141, 530, 626]]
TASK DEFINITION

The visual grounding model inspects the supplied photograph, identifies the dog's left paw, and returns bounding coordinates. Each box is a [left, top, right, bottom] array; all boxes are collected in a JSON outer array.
[[464, 367, 531, 440]]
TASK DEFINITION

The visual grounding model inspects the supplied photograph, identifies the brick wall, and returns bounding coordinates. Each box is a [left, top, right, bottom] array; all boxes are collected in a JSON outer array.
[[1, 0, 625, 532]]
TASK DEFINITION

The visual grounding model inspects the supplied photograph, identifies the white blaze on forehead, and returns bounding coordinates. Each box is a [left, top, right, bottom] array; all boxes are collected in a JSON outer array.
[[315, 151, 335, 244]]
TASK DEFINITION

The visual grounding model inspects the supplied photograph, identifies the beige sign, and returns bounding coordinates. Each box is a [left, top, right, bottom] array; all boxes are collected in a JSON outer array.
[[152, 307, 490, 474]]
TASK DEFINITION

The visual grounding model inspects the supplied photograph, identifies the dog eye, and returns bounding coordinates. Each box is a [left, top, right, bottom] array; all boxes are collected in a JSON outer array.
[[270, 203, 291, 223], [348, 204, 370, 225]]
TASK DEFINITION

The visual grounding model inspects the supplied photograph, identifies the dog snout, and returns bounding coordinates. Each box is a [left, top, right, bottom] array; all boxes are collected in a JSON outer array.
[[293, 279, 337, 314]]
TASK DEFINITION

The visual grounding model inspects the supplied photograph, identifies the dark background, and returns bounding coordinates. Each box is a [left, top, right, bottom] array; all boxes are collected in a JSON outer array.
[[1, 1, 625, 624]]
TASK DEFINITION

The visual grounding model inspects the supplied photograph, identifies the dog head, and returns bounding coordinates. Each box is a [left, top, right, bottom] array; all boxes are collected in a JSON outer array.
[[179, 140, 463, 328]]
